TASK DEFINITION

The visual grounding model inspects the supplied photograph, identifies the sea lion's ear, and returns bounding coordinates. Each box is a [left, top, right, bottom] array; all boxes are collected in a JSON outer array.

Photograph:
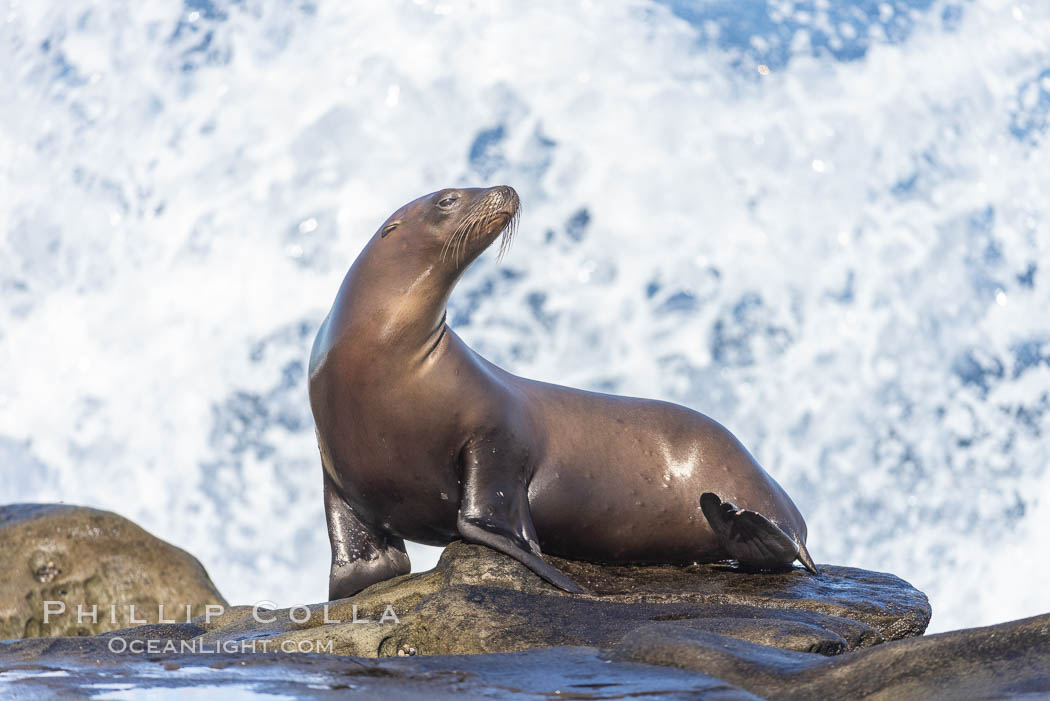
[[381, 221, 401, 238]]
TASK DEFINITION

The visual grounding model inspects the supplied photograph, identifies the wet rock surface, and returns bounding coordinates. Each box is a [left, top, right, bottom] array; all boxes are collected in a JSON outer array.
[[611, 613, 1050, 701], [1, 616, 1048, 700], [0, 641, 759, 700], [0, 504, 227, 640]]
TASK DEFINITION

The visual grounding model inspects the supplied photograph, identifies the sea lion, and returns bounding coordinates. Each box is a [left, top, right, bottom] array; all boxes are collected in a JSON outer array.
[[309, 185, 816, 599]]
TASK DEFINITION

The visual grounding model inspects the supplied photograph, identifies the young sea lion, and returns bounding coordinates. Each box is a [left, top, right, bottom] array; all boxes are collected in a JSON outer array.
[[309, 185, 816, 598]]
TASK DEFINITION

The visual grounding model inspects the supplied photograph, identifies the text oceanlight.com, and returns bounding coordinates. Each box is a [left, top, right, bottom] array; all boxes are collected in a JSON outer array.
[[108, 638, 339, 654]]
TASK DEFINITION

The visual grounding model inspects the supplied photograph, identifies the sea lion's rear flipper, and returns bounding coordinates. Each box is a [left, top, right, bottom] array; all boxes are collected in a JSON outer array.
[[699, 492, 819, 575], [456, 437, 586, 595]]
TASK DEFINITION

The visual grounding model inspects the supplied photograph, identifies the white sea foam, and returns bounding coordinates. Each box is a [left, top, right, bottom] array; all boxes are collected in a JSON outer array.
[[1, 0, 1048, 633]]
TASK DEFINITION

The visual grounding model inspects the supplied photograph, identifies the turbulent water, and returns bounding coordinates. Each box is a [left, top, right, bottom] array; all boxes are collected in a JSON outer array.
[[2, 0, 1048, 634]]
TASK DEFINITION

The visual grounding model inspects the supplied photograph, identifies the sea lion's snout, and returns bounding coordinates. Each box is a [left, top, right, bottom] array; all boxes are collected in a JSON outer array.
[[485, 184, 520, 216], [476, 185, 520, 260], [470, 185, 519, 232]]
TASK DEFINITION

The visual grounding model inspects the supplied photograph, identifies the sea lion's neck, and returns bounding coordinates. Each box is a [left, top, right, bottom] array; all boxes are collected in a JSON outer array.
[[333, 238, 461, 355]]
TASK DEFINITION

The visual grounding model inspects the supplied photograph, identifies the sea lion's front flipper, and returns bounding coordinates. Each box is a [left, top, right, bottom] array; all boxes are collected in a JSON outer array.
[[456, 438, 586, 594], [324, 471, 410, 600], [700, 492, 819, 575]]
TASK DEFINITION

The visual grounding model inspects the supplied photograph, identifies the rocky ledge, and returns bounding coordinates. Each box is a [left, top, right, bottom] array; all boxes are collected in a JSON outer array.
[[1, 503, 1048, 700], [194, 540, 931, 657], [3, 617, 1049, 700]]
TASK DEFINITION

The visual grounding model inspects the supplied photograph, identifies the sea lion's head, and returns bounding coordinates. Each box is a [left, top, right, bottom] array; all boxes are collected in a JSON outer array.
[[377, 185, 520, 272]]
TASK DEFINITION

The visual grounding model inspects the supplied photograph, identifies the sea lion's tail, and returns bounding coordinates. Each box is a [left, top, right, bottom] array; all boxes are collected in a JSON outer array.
[[699, 492, 819, 575]]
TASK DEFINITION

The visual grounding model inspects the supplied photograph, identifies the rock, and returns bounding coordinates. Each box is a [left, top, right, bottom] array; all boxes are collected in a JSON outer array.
[[0, 640, 759, 699], [0, 504, 227, 640], [0, 525, 1042, 700], [199, 540, 929, 656], [610, 612, 1050, 701], [2, 616, 1047, 699]]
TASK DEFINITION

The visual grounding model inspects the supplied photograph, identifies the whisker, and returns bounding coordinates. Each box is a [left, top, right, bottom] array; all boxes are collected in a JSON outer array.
[[440, 217, 462, 263], [451, 223, 464, 267], [497, 208, 520, 262], [454, 220, 472, 267], [461, 218, 481, 265]]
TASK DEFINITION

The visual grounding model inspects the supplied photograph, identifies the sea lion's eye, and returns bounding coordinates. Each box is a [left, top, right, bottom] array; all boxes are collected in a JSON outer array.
[[381, 221, 400, 238], [438, 195, 458, 208]]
